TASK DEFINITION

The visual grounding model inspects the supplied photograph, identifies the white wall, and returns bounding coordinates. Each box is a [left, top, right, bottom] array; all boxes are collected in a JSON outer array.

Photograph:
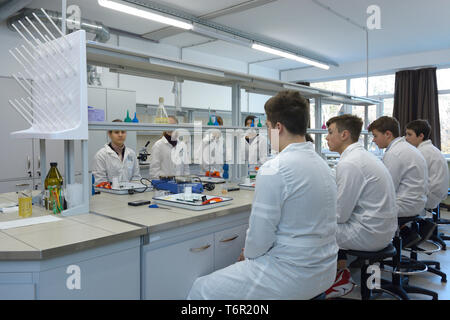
[[282, 47, 450, 83]]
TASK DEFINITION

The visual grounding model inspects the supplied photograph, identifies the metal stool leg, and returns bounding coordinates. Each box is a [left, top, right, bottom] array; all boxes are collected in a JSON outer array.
[[403, 285, 438, 300]]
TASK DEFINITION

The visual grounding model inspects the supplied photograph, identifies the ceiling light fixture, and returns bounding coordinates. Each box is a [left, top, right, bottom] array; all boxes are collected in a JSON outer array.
[[98, 0, 193, 30], [252, 43, 330, 70]]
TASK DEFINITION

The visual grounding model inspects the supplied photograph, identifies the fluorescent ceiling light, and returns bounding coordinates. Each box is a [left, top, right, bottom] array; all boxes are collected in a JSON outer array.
[[252, 43, 330, 70], [98, 0, 193, 30]]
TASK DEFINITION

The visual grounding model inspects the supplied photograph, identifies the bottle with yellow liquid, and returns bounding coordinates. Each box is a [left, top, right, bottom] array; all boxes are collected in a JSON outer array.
[[16, 183, 32, 218], [44, 162, 64, 213], [155, 97, 169, 124]]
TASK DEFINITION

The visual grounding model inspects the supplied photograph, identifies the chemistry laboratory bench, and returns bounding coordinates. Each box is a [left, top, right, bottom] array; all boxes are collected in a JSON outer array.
[[0, 187, 253, 300]]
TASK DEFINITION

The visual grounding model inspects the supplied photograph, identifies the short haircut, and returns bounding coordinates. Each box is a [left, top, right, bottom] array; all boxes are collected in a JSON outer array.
[[305, 133, 314, 143], [168, 115, 179, 124], [264, 90, 309, 136], [244, 115, 256, 126], [109, 119, 123, 133], [216, 116, 223, 126], [326, 114, 363, 143], [406, 119, 431, 140], [368, 116, 400, 138]]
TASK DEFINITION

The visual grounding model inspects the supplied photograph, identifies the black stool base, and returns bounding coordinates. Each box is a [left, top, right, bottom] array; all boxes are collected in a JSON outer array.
[[380, 279, 438, 300]]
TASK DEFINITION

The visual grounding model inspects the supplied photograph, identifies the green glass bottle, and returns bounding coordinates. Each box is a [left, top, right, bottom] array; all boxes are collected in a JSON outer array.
[[44, 163, 63, 211]]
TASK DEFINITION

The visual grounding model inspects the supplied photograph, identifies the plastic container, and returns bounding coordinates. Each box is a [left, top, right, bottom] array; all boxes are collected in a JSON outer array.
[[16, 183, 32, 218], [124, 110, 132, 122]]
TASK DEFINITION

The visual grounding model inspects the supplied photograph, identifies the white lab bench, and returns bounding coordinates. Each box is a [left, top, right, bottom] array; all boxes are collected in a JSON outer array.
[[0, 188, 253, 299]]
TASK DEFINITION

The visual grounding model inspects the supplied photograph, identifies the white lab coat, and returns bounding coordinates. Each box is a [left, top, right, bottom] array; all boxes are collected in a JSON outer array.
[[418, 140, 449, 209], [198, 130, 225, 175], [383, 137, 428, 217], [92, 144, 141, 183], [335, 143, 397, 251], [241, 132, 269, 172], [149, 136, 190, 178], [188, 142, 338, 300]]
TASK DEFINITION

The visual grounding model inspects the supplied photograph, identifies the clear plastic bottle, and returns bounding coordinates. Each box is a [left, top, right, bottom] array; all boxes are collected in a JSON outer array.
[[155, 97, 169, 123]]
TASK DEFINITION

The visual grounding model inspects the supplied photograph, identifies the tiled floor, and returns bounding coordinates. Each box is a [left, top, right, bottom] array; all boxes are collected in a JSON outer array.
[[344, 208, 450, 300]]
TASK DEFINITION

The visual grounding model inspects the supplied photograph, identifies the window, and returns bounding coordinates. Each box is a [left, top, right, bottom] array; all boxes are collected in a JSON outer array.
[[350, 74, 395, 97], [437, 68, 450, 91], [439, 94, 450, 153], [311, 80, 346, 94], [382, 98, 394, 117]]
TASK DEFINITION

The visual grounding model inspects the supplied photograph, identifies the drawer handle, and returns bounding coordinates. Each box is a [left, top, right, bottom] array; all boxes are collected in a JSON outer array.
[[220, 235, 239, 243], [190, 244, 211, 253]]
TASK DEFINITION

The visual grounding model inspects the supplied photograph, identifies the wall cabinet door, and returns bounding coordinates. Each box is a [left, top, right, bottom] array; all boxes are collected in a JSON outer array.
[[0, 77, 34, 187], [87, 87, 108, 170], [106, 88, 137, 151], [214, 224, 248, 271], [144, 234, 214, 300]]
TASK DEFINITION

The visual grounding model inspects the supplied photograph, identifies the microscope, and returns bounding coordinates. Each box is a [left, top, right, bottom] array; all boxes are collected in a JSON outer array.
[[137, 141, 150, 164]]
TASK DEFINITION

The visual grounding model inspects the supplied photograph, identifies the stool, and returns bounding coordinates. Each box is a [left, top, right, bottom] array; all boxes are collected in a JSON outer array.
[[344, 243, 396, 300], [405, 215, 447, 283], [381, 216, 438, 300], [430, 205, 450, 250]]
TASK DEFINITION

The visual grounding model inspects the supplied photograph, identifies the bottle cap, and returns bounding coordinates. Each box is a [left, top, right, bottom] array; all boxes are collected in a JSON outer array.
[[159, 97, 164, 104], [50, 162, 57, 167]]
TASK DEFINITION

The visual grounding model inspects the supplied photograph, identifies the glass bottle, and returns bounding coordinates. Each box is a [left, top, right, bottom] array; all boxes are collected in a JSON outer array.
[[44, 162, 64, 212]]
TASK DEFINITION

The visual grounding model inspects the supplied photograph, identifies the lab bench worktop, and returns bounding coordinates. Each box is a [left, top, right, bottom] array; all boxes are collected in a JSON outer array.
[[0, 188, 254, 261]]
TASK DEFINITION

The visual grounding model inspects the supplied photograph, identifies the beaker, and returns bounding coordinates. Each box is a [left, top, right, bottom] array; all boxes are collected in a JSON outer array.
[[16, 183, 32, 218]]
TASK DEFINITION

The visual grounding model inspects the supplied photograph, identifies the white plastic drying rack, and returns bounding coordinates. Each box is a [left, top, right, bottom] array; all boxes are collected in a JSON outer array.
[[8, 9, 89, 216]]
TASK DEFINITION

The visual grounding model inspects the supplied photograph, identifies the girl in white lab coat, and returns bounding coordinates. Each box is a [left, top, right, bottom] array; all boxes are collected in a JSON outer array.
[[188, 90, 338, 300], [92, 120, 141, 183]]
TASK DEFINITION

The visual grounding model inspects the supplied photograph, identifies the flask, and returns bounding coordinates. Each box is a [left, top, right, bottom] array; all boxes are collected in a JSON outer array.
[[155, 97, 169, 123]]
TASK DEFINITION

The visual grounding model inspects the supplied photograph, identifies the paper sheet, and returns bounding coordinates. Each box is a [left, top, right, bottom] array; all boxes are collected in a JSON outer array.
[[0, 215, 62, 230]]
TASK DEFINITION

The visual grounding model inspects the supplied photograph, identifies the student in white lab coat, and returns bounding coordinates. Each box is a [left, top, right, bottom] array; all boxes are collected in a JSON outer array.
[[188, 90, 338, 300], [369, 116, 428, 247], [406, 120, 449, 210], [405, 120, 447, 241], [150, 116, 190, 179], [199, 116, 224, 176], [92, 119, 141, 183], [324, 114, 397, 299], [242, 115, 269, 174]]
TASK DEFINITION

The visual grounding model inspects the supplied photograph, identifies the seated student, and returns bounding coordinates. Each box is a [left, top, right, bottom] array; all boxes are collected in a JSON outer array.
[[92, 119, 141, 183], [150, 116, 190, 179], [324, 115, 397, 299], [368, 116, 429, 247], [405, 119, 448, 239], [406, 120, 449, 210], [187, 90, 338, 300]]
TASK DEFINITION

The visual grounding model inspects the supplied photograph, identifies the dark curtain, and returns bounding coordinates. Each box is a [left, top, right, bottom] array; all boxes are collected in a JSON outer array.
[[296, 81, 312, 130], [393, 67, 441, 149]]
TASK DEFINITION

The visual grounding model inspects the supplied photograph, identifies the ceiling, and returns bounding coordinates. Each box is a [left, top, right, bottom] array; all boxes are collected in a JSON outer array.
[[23, 0, 450, 74]]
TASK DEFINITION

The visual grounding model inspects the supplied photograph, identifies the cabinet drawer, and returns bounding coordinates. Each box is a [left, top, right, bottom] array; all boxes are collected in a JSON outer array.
[[38, 246, 140, 300], [144, 233, 214, 300], [214, 224, 248, 271]]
